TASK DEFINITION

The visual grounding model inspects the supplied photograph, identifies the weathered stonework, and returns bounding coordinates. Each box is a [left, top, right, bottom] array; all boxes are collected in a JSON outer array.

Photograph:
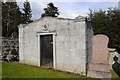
[[0, 37, 19, 62], [19, 16, 93, 76]]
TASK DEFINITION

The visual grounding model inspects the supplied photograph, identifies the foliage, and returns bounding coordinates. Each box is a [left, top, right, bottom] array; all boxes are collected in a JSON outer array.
[[2, 2, 23, 37], [2, 1, 33, 37], [41, 2, 59, 18], [22, 0, 33, 23], [2, 63, 80, 78], [88, 8, 120, 48]]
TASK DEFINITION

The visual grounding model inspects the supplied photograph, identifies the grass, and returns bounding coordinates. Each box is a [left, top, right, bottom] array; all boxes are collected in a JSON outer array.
[[111, 70, 120, 78], [0, 63, 2, 79], [2, 63, 81, 78], [2, 63, 120, 78]]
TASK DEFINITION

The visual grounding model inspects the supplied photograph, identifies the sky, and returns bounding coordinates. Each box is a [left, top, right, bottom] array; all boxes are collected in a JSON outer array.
[[16, 0, 120, 20]]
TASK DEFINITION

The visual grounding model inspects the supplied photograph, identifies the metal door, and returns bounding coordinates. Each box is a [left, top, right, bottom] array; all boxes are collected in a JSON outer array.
[[40, 34, 53, 67]]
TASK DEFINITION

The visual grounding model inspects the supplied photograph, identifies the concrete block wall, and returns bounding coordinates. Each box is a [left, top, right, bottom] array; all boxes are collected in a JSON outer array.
[[19, 24, 25, 63], [85, 21, 94, 75], [55, 21, 87, 75]]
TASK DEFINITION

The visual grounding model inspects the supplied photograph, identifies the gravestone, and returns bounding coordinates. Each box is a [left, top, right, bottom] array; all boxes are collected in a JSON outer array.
[[88, 34, 111, 78]]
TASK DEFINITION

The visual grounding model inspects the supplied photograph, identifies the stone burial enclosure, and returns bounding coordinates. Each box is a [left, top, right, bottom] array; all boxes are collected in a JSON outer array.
[[18, 16, 111, 78]]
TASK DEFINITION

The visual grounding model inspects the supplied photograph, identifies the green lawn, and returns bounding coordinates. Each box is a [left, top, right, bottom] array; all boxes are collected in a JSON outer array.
[[2, 63, 120, 78], [111, 70, 120, 78], [2, 63, 81, 78]]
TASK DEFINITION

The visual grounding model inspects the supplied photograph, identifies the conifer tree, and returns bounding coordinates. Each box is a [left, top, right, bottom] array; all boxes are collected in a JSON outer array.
[[41, 2, 59, 18], [88, 8, 120, 47], [22, 0, 32, 23], [2, 2, 23, 37]]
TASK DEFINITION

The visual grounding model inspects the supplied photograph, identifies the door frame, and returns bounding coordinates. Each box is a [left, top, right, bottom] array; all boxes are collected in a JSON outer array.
[[37, 32, 56, 69]]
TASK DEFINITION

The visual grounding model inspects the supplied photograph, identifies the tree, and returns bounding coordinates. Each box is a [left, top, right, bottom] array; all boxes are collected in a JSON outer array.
[[41, 2, 59, 18], [88, 8, 120, 48], [2, 2, 23, 37], [22, 0, 32, 23]]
